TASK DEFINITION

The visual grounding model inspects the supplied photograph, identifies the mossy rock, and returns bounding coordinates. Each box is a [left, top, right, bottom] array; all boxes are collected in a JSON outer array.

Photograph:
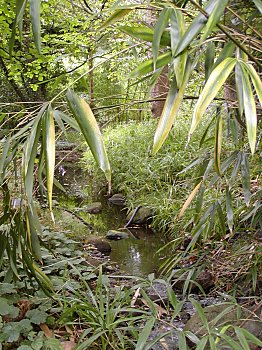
[[126, 207, 154, 225], [86, 237, 111, 253], [108, 194, 125, 206], [106, 230, 129, 240], [82, 202, 102, 214]]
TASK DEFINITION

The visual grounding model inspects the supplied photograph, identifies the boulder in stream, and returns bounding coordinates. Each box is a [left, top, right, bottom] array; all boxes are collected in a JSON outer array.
[[184, 303, 262, 349], [86, 237, 111, 253], [126, 206, 154, 225], [106, 230, 129, 240]]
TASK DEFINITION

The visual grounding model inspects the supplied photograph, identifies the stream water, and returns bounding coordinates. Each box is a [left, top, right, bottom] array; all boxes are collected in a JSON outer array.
[[55, 164, 166, 276]]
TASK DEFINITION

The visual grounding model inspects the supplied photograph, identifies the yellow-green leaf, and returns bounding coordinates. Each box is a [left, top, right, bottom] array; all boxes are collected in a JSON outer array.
[[200, 0, 229, 43], [214, 112, 223, 176], [252, 0, 262, 13], [239, 65, 257, 154], [240, 61, 262, 107], [66, 89, 111, 189], [9, 0, 27, 54], [152, 58, 192, 155], [178, 182, 202, 219], [130, 51, 172, 78], [119, 26, 170, 46], [100, 9, 132, 30], [42, 106, 55, 217], [190, 58, 236, 137]]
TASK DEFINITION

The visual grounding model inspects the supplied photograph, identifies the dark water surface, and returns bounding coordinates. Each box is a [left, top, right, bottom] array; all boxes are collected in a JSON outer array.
[[55, 164, 166, 276]]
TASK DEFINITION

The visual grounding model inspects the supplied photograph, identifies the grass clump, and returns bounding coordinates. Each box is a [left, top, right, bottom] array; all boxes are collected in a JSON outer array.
[[82, 117, 206, 232]]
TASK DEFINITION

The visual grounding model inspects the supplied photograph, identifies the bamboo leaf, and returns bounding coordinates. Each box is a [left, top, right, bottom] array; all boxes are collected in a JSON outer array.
[[190, 58, 236, 137], [152, 58, 192, 154], [189, 297, 209, 330], [241, 152, 251, 206], [226, 186, 233, 233], [205, 42, 215, 80], [240, 61, 262, 107], [100, 9, 132, 30], [135, 317, 155, 350], [66, 90, 111, 189], [119, 26, 171, 46], [26, 208, 42, 262], [9, 0, 27, 54], [130, 51, 172, 78], [213, 42, 235, 69], [214, 112, 223, 176], [42, 106, 55, 217], [200, 0, 229, 43], [29, 0, 41, 53], [178, 182, 202, 219], [235, 62, 244, 116], [170, 8, 185, 55], [152, 8, 171, 70], [175, 0, 219, 56], [252, 0, 262, 13], [239, 66, 257, 154]]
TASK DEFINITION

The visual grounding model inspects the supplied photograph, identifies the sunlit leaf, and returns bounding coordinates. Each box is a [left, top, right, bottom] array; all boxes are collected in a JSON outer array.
[[200, 0, 229, 43], [29, 0, 41, 53], [152, 8, 171, 70], [42, 105, 55, 217], [152, 58, 192, 154], [178, 182, 202, 219], [175, 0, 219, 56], [239, 65, 257, 154], [214, 112, 223, 176], [100, 9, 132, 30], [252, 0, 262, 13], [240, 61, 262, 107], [130, 51, 172, 78], [66, 89, 111, 189], [170, 8, 185, 55], [119, 26, 170, 46], [190, 58, 236, 137], [213, 42, 235, 69]]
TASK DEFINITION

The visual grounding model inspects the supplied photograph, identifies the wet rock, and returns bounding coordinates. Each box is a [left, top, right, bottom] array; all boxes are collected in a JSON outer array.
[[126, 207, 154, 225], [106, 230, 129, 240], [108, 193, 125, 206], [81, 202, 102, 214], [184, 303, 262, 349], [172, 270, 215, 293], [86, 237, 111, 253]]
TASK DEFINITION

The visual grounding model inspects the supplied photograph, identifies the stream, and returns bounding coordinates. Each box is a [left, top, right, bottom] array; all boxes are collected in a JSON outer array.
[[55, 163, 166, 277]]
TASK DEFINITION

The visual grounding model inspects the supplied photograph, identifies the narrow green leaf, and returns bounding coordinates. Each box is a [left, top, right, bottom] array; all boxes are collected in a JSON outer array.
[[235, 62, 244, 117], [214, 112, 223, 176], [189, 297, 209, 330], [240, 61, 262, 107], [213, 42, 235, 69], [26, 208, 42, 262], [205, 42, 215, 80], [238, 327, 262, 346], [29, 0, 41, 53], [178, 332, 189, 350], [175, 0, 219, 56], [190, 58, 236, 137], [239, 65, 257, 154], [135, 317, 155, 350], [153, 58, 192, 154], [196, 337, 208, 350], [0, 137, 11, 183], [226, 186, 233, 233], [54, 110, 80, 132], [100, 9, 132, 30], [119, 26, 171, 46], [170, 8, 185, 55], [217, 203, 226, 236], [130, 51, 172, 78], [234, 327, 250, 350], [252, 0, 262, 13], [200, 0, 229, 43], [153, 8, 171, 70], [66, 90, 111, 189], [9, 0, 27, 54], [241, 152, 251, 206], [42, 106, 55, 217]]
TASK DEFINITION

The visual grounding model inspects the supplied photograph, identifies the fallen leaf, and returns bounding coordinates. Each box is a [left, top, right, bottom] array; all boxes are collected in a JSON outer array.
[[40, 323, 53, 337]]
